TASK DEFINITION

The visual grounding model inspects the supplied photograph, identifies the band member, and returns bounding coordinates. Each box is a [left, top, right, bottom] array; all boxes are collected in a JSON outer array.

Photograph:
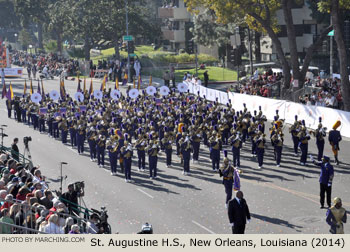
[[248, 119, 258, 157], [106, 133, 119, 176], [219, 150, 241, 208], [289, 115, 300, 156], [76, 123, 85, 154], [271, 126, 283, 167], [59, 115, 68, 144], [161, 131, 173, 168], [311, 155, 334, 209], [209, 131, 222, 171], [96, 133, 106, 168], [121, 137, 133, 182], [191, 129, 201, 163], [135, 131, 146, 171], [254, 126, 266, 169], [180, 132, 192, 175], [326, 197, 347, 234], [68, 117, 77, 147], [87, 127, 97, 161], [298, 121, 310, 166], [228, 126, 242, 168], [146, 134, 159, 179], [328, 120, 342, 165], [314, 117, 326, 161]]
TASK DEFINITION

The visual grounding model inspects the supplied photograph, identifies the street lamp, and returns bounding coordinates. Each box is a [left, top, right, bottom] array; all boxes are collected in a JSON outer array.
[[59, 162, 68, 194], [28, 44, 33, 54]]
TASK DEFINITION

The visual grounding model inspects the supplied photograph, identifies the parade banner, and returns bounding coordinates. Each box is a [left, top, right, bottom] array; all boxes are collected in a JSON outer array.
[[59, 107, 67, 115], [79, 105, 87, 112], [185, 82, 350, 137], [39, 108, 48, 115]]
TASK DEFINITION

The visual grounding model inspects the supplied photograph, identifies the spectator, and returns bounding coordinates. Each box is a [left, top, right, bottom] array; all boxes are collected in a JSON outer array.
[[40, 189, 53, 209], [163, 71, 170, 87], [203, 71, 209, 87], [86, 214, 100, 234], [63, 217, 74, 234], [0, 208, 14, 234], [69, 224, 80, 234], [43, 214, 64, 234]]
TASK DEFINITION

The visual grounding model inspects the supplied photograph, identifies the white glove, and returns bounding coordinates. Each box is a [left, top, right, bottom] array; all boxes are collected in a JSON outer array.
[[169, 141, 172, 144], [309, 155, 314, 161], [247, 219, 251, 224], [230, 223, 234, 227], [140, 142, 144, 146], [327, 183, 332, 187]]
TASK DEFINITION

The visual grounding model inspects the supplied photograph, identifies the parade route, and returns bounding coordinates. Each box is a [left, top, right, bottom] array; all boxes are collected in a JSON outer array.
[[1, 73, 349, 234]]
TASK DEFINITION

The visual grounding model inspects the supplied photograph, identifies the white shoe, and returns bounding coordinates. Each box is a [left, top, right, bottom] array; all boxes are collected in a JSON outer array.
[[225, 203, 228, 209], [125, 179, 128, 182], [149, 177, 153, 179], [251, 154, 255, 157], [138, 168, 141, 171], [294, 153, 298, 157], [182, 171, 185, 175], [90, 159, 93, 162], [258, 166, 262, 169], [128, 179, 132, 183], [99, 165, 102, 168], [111, 172, 114, 176], [276, 164, 280, 167]]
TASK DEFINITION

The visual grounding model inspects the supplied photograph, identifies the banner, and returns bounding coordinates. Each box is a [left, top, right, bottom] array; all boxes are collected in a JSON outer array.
[[183, 81, 350, 137]]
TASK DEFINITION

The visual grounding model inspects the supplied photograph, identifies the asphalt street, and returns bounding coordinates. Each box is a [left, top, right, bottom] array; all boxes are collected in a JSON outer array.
[[1, 72, 349, 234]]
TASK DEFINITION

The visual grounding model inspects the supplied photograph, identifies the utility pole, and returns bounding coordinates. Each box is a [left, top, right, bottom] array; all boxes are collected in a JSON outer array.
[[330, 18, 333, 76], [125, 0, 131, 83], [248, 27, 254, 77]]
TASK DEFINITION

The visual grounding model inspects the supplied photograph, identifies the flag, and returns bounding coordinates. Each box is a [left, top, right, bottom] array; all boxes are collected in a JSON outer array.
[[30, 80, 33, 95], [115, 76, 119, 90], [233, 168, 241, 191], [41, 79, 45, 97], [100, 74, 107, 91], [60, 80, 66, 99], [77, 79, 82, 92], [23, 80, 27, 96], [122, 73, 128, 86], [37, 80, 41, 94], [2, 80, 7, 99], [6, 82, 14, 101], [83, 78, 86, 93], [89, 78, 93, 95], [149, 75, 152, 86], [138, 75, 142, 90]]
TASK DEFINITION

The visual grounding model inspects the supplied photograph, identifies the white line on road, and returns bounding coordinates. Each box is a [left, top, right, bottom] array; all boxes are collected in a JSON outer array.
[[192, 220, 215, 234], [137, 188, 154, 199]]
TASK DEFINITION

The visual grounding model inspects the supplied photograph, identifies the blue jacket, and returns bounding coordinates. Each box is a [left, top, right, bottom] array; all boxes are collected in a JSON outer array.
[[319, 162, 334, 185]]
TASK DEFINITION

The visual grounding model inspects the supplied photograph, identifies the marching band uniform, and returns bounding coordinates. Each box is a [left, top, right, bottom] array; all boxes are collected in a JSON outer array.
[[326, 197, 347, 234], [180, 133, 192, 175], [328, 120, 342, 165], [96, 133, 106, 167], [76, 124, 85, 154], [289, 115, 300, 156], [315, 118, 326, 161], [147, 135, 159, 179], [121, 139, 133, 182], [135, 133, 146, 171], [161, 132, 173, 167], [298, 122, 310, 166], [87, 127, 97, 161], [271, 128, 283, 167], [209, 133, 222, 171], [254, 128, 266, 169], [229, 128, 242, 168], [68, 119, 77, 147], [191, 130, 201, 163], [107, 136, 119, 176]]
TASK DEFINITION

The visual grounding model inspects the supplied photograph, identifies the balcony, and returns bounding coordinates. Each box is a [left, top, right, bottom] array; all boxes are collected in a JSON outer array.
[[162, 29, 186, 42], [158, 7, 191, 20]]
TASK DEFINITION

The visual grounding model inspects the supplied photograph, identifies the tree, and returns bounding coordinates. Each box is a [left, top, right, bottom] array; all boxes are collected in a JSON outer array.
[[14, 0, 48, 49], [318, 0, 350, 111], [0, 0, 21, 31], [185, 0, 332, 95]]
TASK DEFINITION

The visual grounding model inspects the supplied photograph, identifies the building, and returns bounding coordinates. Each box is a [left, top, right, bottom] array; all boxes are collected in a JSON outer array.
[[158, 0, 192, 51]]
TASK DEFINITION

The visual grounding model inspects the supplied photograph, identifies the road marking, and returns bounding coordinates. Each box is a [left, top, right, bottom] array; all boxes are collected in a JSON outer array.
[[68, 148, 77, 154], [137, 188, 154, 199], [192, 220, 215, 234]]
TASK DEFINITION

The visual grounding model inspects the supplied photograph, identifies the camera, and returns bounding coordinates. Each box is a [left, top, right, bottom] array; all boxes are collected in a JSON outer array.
[[91, 207, 111, 234], [74, 181, 85, 191], [23, 136, 32, 145], [138, 223, 153, 234]]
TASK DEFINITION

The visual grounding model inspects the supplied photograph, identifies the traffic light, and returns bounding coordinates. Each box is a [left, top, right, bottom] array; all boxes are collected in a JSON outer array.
[[186, 40, 194, 54], [228, 47, 241, 66]]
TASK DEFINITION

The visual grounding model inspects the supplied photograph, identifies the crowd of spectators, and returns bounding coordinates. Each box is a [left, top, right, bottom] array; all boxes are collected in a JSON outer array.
[[12, 50, 80, 79], [299, 77, 343, 110], [0, 147, 99, 234]]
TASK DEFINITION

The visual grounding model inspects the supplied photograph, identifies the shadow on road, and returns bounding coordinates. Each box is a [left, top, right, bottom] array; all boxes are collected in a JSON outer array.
[[251, 213, 303, 232]]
